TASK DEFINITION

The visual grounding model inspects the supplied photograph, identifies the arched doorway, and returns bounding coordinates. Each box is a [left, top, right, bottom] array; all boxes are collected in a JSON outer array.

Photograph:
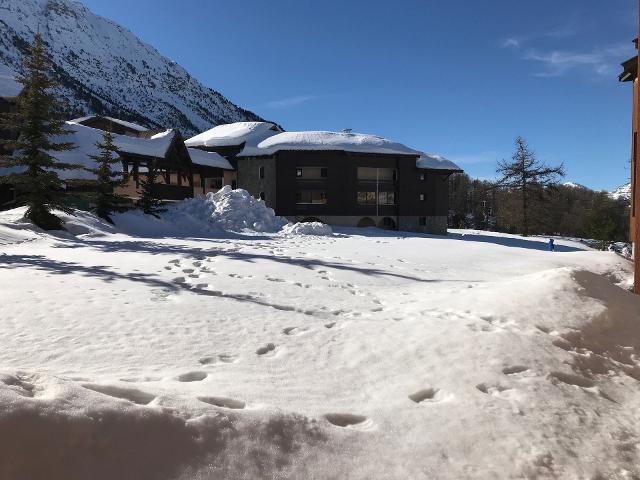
[[379, 217, 397, 230], [357, 217, 376, 228]]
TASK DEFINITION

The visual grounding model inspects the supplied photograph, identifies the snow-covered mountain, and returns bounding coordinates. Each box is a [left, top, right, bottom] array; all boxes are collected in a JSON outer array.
[[0, 0, 265, 135], [562, 181, 588, 190], [609, 182, 631, 202]]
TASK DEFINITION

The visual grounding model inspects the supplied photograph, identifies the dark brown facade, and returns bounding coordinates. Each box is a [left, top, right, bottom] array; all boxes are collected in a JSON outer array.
[[237, 150, 456, 234], [619, 19, 640, 293]]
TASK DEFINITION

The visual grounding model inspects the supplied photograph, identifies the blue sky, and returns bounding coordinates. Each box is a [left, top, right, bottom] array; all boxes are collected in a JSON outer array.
[[82, 0, 637, 191]]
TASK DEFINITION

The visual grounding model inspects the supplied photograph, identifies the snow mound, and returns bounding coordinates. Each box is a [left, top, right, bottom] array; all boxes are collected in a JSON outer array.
[[115, 187, 287, 236], [282, 222, 333, 236], [205, 186, 288, 233]]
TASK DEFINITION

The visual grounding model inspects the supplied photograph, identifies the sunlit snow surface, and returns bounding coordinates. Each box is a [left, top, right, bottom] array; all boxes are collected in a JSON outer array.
[[0, 206, 638, 479]]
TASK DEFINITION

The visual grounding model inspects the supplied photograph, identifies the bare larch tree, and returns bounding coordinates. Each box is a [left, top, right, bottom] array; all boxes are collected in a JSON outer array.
[[496, 137, 565, 236]]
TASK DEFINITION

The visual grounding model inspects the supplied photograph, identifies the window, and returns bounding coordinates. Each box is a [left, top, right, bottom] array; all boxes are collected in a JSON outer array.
[[259, 166, 265, 179], [358, 191, 395, 205], [419, 193, 426, 201], [357, 167, 396, 181], [296, 190, 327, 204], [296, 167, 327, 179], [419, 173, 425, 181], [357, 191, 377, 205], [259, 192, 266, 201], [205, 177, 223, 190], [378, 191, 395, 205], [419, 217, 427, 226]]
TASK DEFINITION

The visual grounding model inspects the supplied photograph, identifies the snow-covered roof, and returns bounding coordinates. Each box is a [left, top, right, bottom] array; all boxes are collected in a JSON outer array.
[[69, 115, 149, 132], [188, 148, 234, 170], [0, 122, 176, 180], [185, 122, 281, 149], [240, 131, 421, 157], [0, 62, 21, 97], [416, 152, 462, 172]]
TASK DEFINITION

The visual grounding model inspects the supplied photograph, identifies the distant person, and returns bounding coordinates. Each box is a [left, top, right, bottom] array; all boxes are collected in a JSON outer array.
[[549, 238, 555, 252]]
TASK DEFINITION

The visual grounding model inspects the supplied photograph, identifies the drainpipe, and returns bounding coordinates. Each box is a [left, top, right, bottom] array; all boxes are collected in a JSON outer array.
[[376, 167, 379, 220]]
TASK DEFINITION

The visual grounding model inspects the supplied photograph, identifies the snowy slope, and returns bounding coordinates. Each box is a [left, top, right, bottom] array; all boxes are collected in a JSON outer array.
[[610, 182, 632, 202], [0, 0, 265, 135], [0, 204, 638, 479], [0, 60, 20, 96]]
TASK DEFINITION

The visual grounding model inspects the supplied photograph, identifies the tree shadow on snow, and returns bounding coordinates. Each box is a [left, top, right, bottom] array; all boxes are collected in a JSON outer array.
[[49, 237, 454, 283], [335, 227, 585, 252]]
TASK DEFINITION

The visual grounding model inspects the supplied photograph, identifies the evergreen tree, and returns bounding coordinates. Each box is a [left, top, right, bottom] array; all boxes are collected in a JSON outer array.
[[137, 160, 166, 218], [87, 130, 129, 223], [0, 33, 78, 230], [496, 137, 564, 236]]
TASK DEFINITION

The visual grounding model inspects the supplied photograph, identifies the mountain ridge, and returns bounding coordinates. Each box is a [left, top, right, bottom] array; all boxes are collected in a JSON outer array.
[[0, 0, 266, 135]]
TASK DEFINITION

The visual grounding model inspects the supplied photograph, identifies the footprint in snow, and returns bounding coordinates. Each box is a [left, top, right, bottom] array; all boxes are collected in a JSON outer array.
[[81, 383, 155, 405], [199, 354, 238, 365], [198, 396, 246, 410], [175, 371, 208, 382], [256, 343, 276, 356], [502, 366, 529, 375], [282, 326, 309, 336], [324, 413, 374, 430], [408, 388, 450, 404]]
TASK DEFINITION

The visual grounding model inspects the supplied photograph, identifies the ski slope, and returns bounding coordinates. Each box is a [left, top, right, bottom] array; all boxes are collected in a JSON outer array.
[[0, 204, 638, 480]]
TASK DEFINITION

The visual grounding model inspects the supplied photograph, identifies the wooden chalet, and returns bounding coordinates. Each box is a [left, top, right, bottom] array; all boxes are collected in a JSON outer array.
[[619, 22, 640, 293]]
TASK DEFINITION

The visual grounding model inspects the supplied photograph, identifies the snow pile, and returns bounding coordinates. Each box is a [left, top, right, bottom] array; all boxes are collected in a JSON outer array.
[[282, 222, 333, 236], [608, 241, 633, 258], [204, 186, 287, 233], [116, 187, 287, 236]]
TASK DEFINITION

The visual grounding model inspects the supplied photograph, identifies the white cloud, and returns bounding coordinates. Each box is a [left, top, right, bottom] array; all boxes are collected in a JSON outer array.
[[501, 38, 521, 49], [523, 43, 632, 78], [452, 151, 503, 165], [262, 95, 318, 109]]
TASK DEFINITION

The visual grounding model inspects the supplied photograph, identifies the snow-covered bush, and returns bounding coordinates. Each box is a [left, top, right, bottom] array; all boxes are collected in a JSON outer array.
[[281, 222, 333, 236]]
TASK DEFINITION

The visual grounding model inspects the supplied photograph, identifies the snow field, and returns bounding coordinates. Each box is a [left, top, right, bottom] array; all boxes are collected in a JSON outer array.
[[0, 204, 638, 479]]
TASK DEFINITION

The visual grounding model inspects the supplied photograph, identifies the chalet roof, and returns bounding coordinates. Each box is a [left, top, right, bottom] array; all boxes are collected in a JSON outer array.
[[185, 122, 281, 149], [0, 122, 176, 180], [240, 130, 421, 157], [187, 148, 234, 170], [619, 56, 637, 82], [417, 152, 463, 172], [239, 130, 463, 172], [69, 115, 149, 132]]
